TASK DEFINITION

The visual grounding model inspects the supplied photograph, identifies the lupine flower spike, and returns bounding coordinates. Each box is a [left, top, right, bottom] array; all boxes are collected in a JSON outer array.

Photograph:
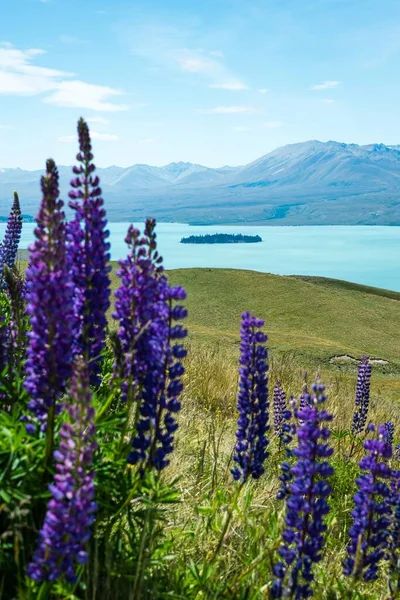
[[113, 220, 187, 471], [273, 380, 287, 443], [67, 118, 111, 385], [0, 192, 22, 286], [272, 380, 334, 599], [384, 421, 394, 448], [231, 312, 269, 483], [351, 355, 372, 436], [24, 160, 74, 433], [27, 358, 97, 584], [343, 424, 392, 581]]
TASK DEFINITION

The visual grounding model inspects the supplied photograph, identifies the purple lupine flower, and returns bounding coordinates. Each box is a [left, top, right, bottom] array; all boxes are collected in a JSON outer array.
[[67, 118, 111, 385], [343, 425, 392, 581], [388, 469, 400, 595], [27, 358, 97, 584], [276, 395, 296, 501], [24, 160, 74, 430], [395, 444, 400, 461], [231, 312, 269, 483], [351, 356, 372, 436], [271, 381, 334, 599], [0, 192, 22, 285], [113, 220, 187, 470], [273, 380, 287, 440], [384, 422, 395, 448]]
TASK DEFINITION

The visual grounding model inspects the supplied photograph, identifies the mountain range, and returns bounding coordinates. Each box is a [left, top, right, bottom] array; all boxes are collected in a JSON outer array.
[[1, 140, 400, 225]]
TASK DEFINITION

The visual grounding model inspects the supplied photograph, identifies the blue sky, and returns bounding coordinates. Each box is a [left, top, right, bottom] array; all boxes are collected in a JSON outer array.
[[1, 0, 400, 169]]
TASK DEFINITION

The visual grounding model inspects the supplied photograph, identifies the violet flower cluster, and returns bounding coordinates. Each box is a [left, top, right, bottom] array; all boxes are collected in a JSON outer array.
[[343, 425, 392, 581], [113, 219, 187, 471], [24, 160, 74, 429], [384, 421, 394, 448], [273, 380, 288, 442], [272, 381, 334, 599], [351, 355, 372, 436], [0, 192, 22, 286], [231, 311, 269, 483], [67, 118, 111, 385], [27, 359, 97, 583]]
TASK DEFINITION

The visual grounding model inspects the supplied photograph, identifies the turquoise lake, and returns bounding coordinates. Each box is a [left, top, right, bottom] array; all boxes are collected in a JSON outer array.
[[2, 223, 400, 292]]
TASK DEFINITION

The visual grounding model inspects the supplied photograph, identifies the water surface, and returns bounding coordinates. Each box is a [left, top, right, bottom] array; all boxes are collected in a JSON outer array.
[[3, 223, 399, 292]]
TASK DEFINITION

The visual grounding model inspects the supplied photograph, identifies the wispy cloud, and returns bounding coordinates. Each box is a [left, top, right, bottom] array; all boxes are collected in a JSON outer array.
[[0, 43, 128, 111], [311, 80, 340, 90], [45, 81, 129, 111], [129, 25, 246, 90], [320, 98, 335, 104], [201, 106, 262, 115], [58, 131, 119, 142], [209, 82, 248, 91], [137, 138, 154, 144], [262, 121, 283, 128], [233, 126, 251, 131], [257, 88, 269, 94]]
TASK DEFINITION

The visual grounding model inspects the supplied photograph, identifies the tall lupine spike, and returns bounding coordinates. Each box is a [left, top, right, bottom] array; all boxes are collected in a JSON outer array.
[[113, 220, 187, 471], [276, 395, 296, 501], [384, 421, 394, 448], [231, 312, 269, 483], [67, 118, 111, 385], [273, 380, 287, 440], [0, 192, 23, 285], [351, 355, 372, 436], [388, 468, 400, 595], [343, 424, 392, 582], [3, 264, 27, 375], [24, 160, 74, 437], [271, 380, 334, 599], [27, 358, 97, 584]]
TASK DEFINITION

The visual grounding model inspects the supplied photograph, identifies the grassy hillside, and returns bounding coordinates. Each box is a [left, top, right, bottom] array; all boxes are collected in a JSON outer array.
[[109, 267, 400, 372]]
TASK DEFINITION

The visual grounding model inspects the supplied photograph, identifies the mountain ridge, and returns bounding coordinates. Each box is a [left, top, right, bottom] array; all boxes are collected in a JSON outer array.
[[1, 140, 400, 225]]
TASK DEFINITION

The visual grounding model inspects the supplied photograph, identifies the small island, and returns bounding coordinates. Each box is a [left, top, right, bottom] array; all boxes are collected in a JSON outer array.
[[180, 233, 262, 244]]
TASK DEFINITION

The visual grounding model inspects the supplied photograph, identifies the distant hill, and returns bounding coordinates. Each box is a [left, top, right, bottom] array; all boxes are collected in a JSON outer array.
[[2, 140, 400, 225], [163, 268, 400, 376]]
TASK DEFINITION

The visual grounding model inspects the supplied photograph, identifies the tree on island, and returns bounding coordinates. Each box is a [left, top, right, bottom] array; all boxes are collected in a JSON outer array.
[[180, 233, 262, 244]]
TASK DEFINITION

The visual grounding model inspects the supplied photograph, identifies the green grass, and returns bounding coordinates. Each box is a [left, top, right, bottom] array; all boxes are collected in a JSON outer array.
[[150, 268, 400, 368]]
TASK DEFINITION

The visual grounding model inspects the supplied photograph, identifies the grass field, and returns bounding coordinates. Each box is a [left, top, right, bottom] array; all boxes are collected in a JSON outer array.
[[110, 264, 400, 369]]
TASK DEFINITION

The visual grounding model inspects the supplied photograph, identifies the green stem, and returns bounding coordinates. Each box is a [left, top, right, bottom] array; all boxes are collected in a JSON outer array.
[[210, 482, 244, 563], [132, 508, 152, 600]]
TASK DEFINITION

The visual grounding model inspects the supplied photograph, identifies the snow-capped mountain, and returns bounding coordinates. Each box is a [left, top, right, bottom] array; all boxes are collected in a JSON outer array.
[[1, 140, 400, 225]]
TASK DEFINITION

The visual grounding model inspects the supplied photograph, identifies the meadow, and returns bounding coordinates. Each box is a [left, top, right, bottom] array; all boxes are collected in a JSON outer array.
[[1, 119, 400, 600]]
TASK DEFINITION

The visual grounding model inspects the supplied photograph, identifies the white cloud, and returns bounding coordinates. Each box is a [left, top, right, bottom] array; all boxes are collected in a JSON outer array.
[[311, 80, 340, 90], [178, 56, 215, 73], [138, 138, 154, 144], [233, 126, 251, 131], [201, 105, 262, 115], [44, 80, 129, 112], [58, 131, 119, 142], [210, 82, 248, 91], [130, 28, 245, 91], [258, 88, 269, 94], [320, 98, 335, 104], [262, 121, 283, 128], [0, 43, 128, 111]]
